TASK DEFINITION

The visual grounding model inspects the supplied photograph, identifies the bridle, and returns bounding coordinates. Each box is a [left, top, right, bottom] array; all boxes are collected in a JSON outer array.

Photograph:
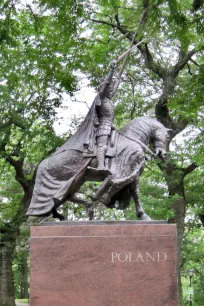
[[119, 132, 157, 158]]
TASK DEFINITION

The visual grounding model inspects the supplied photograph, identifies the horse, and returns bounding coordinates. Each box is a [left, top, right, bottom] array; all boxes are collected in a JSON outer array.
[[26, 116, 170, 221]]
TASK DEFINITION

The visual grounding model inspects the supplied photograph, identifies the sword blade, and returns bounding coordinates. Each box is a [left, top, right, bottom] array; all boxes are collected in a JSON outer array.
[[117, 38, 147, 62]]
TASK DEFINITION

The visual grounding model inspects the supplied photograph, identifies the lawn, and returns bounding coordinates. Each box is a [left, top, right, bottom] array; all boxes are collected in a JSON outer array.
[[15, 299, 29, 304]]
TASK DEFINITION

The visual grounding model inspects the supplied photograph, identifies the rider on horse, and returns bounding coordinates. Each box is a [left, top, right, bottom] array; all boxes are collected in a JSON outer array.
[[94, 61, 119, 173], [91, 42, 145, 173]]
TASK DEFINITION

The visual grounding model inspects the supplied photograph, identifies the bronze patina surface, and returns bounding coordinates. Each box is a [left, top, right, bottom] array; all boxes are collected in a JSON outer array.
[[27, 62, 170, 221]]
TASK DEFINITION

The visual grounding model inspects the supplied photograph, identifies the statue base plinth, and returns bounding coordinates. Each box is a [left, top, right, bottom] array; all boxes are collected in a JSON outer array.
[[30, 221, 177, 306]]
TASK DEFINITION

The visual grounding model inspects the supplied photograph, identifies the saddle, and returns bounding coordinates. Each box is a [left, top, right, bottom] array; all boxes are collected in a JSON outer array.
[[82, 130, 117, 159]]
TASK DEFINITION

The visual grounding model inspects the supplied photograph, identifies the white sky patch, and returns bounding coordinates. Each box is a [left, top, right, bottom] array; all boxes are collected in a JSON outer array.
[[170, 126, 201, 150], [53, 74, 199, 152], [53, 77, 96, 135]]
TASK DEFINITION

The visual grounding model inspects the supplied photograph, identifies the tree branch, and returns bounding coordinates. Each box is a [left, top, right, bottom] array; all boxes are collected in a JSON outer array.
[[90, 1, 165, 79], [0, 119, 12, 129], [199, 214, 204, 227], [26, 4, 39, 32], [6, 156, 30, 192], [114, 5, 167, 79], [190, 58, 200, 66], [192, 0, 204, 11], [89, 4, 201, 133], [172, 48, 198, 76], [114, 5, 137, 11], [89, 18, 117, 29], [183, 162, 198, 177], [0, 117, 26, 130], [138, 43, 166, 78], [0, 132, 30, 193]]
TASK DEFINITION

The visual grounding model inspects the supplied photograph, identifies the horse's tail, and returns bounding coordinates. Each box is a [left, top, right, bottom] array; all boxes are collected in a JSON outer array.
[[107, 186, 132, 210]]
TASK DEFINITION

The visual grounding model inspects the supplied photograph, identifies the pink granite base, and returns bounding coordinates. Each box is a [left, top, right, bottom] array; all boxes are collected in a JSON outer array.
[[30, 222, 177, 306]]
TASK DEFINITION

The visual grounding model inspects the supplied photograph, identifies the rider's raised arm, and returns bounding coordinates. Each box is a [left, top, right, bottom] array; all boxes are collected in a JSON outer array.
[[98, 61, 117, 100], [108, 76, 120, 100], [97, 42, 145, 102]]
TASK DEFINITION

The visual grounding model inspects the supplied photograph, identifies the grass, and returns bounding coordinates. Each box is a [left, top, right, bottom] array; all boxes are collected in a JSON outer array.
[[15, 299, 29, 304]]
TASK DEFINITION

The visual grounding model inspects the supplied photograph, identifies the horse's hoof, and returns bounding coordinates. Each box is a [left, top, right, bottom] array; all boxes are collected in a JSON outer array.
[[56, 214, 66, 221], [59, 215, 66, 221], [115, 200, 120, 208], [52, 209, 66, 221], [88, 210, 94, 220], [141, 213, 152, 221]]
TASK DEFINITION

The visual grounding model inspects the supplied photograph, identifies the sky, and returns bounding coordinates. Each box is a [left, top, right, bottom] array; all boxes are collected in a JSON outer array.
[[52, 74, 196, 151], [53, 77, 96, 135]]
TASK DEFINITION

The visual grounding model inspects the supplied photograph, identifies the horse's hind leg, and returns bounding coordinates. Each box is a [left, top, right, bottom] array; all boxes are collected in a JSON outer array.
[[52, 206, 66, 221], [130, 177, 151, 221], [87, 203, 95, 220]]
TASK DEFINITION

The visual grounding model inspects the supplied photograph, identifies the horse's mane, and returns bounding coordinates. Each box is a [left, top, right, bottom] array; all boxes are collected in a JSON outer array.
[[124, 116, 164, 129], [120, 116, 163, 144]]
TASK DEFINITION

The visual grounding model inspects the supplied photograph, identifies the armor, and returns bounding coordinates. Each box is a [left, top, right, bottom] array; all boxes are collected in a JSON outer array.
[[96, 97, 114, 137], [94, 65, 118, 172], [56, 61, 118, 174], [95, 98, 114, 171]]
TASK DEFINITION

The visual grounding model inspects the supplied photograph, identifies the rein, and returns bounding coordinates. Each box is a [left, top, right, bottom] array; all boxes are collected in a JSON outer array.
[[119, 132, 156, 158]]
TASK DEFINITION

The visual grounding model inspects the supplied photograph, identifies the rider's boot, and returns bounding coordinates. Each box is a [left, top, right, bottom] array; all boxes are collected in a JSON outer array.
[[96, 135, 111, 171], [95, 144, 112, 175], [96, 146, 106, 170], [87, 136, 112, 176]]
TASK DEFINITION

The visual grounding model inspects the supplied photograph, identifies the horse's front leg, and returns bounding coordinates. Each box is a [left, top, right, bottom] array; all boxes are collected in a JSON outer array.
[[68, 194, 96, 220], [130, 176, 151, 221]]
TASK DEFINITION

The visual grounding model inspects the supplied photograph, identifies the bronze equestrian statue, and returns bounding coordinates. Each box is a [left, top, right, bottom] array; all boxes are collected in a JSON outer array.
[[26, 61, 170, 221], [84, 60, 118, 174]]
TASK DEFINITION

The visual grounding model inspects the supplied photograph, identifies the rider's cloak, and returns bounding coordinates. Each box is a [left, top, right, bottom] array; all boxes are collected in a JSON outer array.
[[26, 95, 101, 217], [27, 66, 119, 217], [54, 95, 100, 155], [53, 63, 117, 155]]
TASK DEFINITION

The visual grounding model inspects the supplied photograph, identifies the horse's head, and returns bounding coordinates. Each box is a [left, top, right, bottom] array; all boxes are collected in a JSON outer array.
[[151, 122, 171, 159]]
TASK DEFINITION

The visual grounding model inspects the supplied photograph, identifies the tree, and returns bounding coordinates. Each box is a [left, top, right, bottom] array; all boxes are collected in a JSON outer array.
[[0, 0, 203, 305], [0, 1, 81, 304]]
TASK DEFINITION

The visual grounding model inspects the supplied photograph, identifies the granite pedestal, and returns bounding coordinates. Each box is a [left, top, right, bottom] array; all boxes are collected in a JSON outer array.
[[30, 221, 177, 306]]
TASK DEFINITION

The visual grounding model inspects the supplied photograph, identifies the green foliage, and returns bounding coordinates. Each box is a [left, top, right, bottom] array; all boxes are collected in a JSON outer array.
[[124, 162, 177, 220], [0, 0, 203, 304], [15, 299, 29, 304], [182, 226, 204, 305], [13, 251, 30, 299]]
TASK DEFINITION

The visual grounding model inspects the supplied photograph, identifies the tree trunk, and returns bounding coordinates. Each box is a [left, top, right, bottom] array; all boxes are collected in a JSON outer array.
[[172, 197, 186, 306], [0, 238, 16, 306], [19, 253, 29, 299], [0, 184, 34, 306], [165, 167, 187, 306]]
